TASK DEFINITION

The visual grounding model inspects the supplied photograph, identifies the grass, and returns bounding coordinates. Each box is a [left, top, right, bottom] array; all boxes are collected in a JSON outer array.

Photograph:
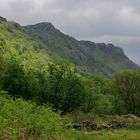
[[63, 112, 140, 140], [63, 127, 140, 140]]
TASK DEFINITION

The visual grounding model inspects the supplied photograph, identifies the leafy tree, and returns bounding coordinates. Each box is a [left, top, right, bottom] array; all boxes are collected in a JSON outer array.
[[1, 58, 38, 100], [112, 71, 140, 116], [38, 63, 85, 113], [82, 75, 114, 114]]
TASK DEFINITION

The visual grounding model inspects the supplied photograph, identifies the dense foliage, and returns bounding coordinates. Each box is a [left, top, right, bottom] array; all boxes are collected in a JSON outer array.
[[0, 53, 140, 116], [0, 19, 140, 139], [0, 91, 63, 139], [1, 58, 38, 100], [112, 71, 140, 116], [37, 63, 85, 113]]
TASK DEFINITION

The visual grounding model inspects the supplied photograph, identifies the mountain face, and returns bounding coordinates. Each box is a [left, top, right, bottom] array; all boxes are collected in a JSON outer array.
[[0, 17, 139, 76], [23, 22, 139, 75], [0, 16, 7, 22]]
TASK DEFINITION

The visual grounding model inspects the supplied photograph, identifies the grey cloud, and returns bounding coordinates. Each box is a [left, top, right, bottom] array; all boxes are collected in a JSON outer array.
[[0, 0, 140, 64], [10, 0, 35, 13]]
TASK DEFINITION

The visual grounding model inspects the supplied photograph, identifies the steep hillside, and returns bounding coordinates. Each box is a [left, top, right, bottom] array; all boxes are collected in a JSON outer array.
[[0, 16, 139, 76], [0, 20, 50, 72], [24, 22, 139, 75]]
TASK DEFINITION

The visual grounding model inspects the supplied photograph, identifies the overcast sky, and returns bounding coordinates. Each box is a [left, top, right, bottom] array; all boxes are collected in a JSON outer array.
[[0, 0, 140, 65]]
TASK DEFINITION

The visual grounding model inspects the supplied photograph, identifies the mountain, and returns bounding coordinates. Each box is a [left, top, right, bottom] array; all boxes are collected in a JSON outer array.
[[0, 17, 139, 76], [23, 22, 139, 75], [0, 16, 7, 22]]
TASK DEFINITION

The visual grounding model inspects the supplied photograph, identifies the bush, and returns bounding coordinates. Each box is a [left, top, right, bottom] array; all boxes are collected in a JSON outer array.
[[0, 91, 63, 139]]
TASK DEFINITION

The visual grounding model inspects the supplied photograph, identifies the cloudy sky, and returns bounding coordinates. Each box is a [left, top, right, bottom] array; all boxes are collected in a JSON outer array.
[[0, 0, 140, 65]]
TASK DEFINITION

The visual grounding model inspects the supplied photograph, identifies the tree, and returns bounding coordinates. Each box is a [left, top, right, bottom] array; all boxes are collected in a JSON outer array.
[[112, 71, 140, 116], [82, 75, 114, 114], [38, 63, 85, 113], [1, 58, 38, 100]]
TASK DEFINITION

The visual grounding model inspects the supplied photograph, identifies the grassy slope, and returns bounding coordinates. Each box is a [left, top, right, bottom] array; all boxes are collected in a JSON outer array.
[[0, 21, 51, 72]]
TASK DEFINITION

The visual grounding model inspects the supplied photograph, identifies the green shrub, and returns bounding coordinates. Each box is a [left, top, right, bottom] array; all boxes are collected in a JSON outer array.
[[0, 91, 63, 139]]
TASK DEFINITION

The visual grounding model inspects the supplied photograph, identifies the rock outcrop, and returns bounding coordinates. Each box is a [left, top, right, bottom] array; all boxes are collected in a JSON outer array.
[[0, 16, 7, 23]]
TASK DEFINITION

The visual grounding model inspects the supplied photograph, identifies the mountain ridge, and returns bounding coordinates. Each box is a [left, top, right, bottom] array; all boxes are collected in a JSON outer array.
[[23, 22, 139, 75], [0, 16, 139, 76]]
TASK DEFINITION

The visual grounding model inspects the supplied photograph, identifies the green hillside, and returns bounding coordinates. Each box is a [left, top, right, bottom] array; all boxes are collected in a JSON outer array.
[[0, 16, 139, 76], [0, 20, 51, 72], [24, 22, 139, 76]]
